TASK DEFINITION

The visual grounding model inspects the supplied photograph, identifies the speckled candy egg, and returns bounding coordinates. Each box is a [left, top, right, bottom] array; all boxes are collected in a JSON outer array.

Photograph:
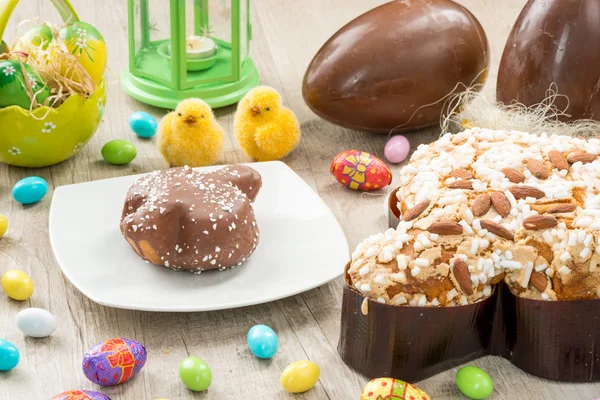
[[0, 60, 50, 109], [361, 378, 431, 400], [51, 390, 111, 400], [82, 338, 146, 386], [384, 135, 411, 164], [330, 150, 391, 191]]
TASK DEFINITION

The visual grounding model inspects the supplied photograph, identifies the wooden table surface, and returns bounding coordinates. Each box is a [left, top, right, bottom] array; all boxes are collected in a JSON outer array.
[[1, 0, 599, 399]]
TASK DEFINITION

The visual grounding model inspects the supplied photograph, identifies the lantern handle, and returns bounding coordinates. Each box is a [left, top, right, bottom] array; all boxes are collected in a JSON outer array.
[[0, 0, 79, 43]]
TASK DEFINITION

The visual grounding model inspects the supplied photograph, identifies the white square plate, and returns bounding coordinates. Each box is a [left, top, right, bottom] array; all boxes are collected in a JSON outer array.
[[49, 161, 349, 312]]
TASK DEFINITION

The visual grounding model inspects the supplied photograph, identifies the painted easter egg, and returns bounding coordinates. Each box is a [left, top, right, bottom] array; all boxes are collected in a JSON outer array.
[[12, 176, 49, 205], [101, 140, 137, 165], [14, 24, 54, 53], [51, 390, 111, 400], [361, 378, 431, 400], [0, 40, 9, 59], [0, 338, 20, 371], [330, 150, 391, 191], [82, 338, 147, 386], [303, 0, 488, 133], [0, 60, 50, 109], [59, 21, 107, 84], [384, 135, 410, 164], [179, 356, 212, 392], [280, 360, 320, 393], [456, 366, 493, 400], [247, 324, 278, 359], [0, 214, 7, 237], [129, 111, 158, 138], [1, 270, 34, 301], [16, 308, 57, 338]]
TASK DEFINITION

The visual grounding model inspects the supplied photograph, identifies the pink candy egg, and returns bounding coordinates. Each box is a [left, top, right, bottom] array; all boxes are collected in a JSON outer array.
[[384, 135, 410, 164]]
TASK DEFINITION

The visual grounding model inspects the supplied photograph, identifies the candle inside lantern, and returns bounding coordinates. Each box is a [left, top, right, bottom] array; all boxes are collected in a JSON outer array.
[[185, 35, 216, 59]]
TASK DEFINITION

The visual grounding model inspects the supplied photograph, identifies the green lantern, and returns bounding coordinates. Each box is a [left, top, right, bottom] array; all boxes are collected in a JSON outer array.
[[122, 0, 259, 109]]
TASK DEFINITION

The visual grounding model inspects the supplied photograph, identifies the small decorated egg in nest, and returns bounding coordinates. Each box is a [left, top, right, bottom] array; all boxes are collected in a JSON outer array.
[[51, 390, 111, 400], [330, 150, 392, 191], [361, 378, 431, 400], [82, 338, 146, 386]]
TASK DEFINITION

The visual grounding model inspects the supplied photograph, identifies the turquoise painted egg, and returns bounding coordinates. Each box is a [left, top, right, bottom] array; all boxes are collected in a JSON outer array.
[[0, 60, 50, 109], [129, 111, 158, 138], [0, 338, 20, 371], [247, 324, 278, 359], [12, 176, 49, 205], [179, 357, 212, 392], [456, 365, 494, 399], [101, 140, 137, 165]]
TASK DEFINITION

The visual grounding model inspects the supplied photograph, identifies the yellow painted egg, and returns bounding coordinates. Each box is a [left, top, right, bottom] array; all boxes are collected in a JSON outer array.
[[280, 360, 320, 393], [14, 24, 54, 53], [0, 214, 7, 237], [1, 270, 34, 301], [361, 378, 431, 400], [59, 21, 107, 84]]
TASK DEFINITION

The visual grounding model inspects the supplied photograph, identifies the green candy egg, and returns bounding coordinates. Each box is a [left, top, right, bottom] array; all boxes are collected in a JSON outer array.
[[101, 140, 137, 165], [456, 366, 494, 399], [15, 24, 54, 52], [0, 60, 50, 109], [179, 357, 212, 392]]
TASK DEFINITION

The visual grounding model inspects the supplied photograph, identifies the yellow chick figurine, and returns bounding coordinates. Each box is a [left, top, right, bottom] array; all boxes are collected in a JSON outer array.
[[234, 86, 301, 161], [158, 98, 224, 167]]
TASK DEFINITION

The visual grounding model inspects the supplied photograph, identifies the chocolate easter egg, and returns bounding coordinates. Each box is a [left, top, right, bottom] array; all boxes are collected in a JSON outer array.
[[303, 0, 488, 133], [82, 338, 146, 386], [361, 378, 431, 400], [330, 150, 391, 191], [51, 390, 111, 400], [497, 0, 600, 121]]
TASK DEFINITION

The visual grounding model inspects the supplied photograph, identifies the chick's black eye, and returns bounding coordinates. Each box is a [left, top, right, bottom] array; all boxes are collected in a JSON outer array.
[[201, 115, 205, 118], [177, 113, 182, 117], [266, 107, 270, 111]]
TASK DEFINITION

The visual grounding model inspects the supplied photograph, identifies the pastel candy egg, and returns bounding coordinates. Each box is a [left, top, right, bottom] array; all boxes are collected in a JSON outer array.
[[0, 338, 20, 371], [82, 338, 147, 386], [0, 60, 50, 109], [361, 378, 431, 400], [51, 390, 111, 400], [102, 140, 137, 165], [456, 366, 494, 400], [179, 356, 212, 392], [384, 135, 411, 164], [280, 360, 320, 393], [247, 324, 278, 359], [1, 270, 34, 300], [16, 308, 57, 338], [0, 214, 7, 237], [59, 22, 107, 84], [129, 111, 158, 138], [12, 176, 49, 205], [330, 150, 392, 191]]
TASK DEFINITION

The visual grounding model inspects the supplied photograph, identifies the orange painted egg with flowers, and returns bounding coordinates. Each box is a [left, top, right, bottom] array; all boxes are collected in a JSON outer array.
[[330, 150, 391, 191], [360, 378, 431, 400]]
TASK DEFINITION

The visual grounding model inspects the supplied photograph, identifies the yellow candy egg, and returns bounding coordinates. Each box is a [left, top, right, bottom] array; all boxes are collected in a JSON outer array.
[[280, 360, 320, 393], [361, 378, 431, 400], [0, 215, 7, 237], [1, 270, 34, 301], [59, 21, 107, 84]]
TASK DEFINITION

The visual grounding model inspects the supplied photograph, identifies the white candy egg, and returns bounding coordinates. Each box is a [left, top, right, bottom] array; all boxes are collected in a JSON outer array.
[[16, 308, 57, 338]]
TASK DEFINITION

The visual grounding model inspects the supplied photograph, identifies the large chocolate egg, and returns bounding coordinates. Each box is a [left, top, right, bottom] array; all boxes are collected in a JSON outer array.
[[82, 338, 147, 386], [497, 0, 600, 121], [303, 0, 488, 133]]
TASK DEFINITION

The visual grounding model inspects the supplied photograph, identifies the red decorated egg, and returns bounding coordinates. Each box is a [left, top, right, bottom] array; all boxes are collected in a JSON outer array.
[[51, 390, 111, 400], [82, 338, 146, 386], [330, 150, 391, 191]]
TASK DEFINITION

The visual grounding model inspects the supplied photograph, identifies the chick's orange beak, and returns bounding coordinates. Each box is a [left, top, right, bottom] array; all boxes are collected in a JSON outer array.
[[184, 115, 197, 124], [250, 106, 261, 116]]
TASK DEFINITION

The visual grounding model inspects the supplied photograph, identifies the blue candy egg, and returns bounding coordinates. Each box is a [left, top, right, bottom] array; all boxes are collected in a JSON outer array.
[[247, 324, 278, 359], [129, 111, 158, 138], [0, 338, 20, 371], [12, 176, 48, 205]]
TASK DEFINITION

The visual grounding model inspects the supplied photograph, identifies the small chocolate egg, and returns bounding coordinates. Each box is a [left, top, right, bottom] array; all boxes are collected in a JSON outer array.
[[247, 324, 278, 359], [0, 338, 20, 371], [129, 111, 158, 138], [0, 214, 7, 237], [1, 270, 34, 301], [330, 150, 392, 191], [179, 356, 212, 392], [280, 360, 320, 393], [101, 140, 137, 165], [361, 378, 431, 400], [82, 338, 147, 386], [384, 135, 410, 164], [16, 308, 57, 338], [456, 366, 493, 400], [59, 22, 107, 84], [0, 60, 50, 109], [12, 176, 49, 205], [51, 390, 111, 400]]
